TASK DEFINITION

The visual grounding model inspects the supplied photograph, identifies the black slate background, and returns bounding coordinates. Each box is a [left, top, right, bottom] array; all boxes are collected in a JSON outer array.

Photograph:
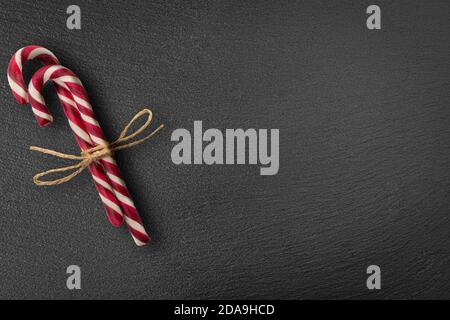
[[0, 0, 449, 299]]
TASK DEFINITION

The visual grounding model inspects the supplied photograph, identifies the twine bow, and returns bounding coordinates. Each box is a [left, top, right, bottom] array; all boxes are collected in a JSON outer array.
[[30, 108, 164, 186]]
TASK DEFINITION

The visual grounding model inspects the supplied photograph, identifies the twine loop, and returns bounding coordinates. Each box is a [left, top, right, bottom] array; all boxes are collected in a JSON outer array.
[[30, 108, 164, 186]]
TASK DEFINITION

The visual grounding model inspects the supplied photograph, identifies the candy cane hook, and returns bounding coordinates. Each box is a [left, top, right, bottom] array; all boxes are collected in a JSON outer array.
[[7, 45, 59, 105]]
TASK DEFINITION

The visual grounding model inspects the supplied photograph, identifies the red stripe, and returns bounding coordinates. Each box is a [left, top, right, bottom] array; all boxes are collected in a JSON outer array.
[[7, 55, 27, 104]]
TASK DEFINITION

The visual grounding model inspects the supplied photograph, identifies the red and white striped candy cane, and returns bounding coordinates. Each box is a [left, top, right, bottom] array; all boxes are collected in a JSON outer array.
[[7, 46, 125, 228], [28, 65, 150, 246]]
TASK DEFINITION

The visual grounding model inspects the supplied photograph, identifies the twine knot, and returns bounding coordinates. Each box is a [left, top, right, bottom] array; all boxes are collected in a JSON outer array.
[[30, 108, 164, 186], [81, 144, 113, 164]]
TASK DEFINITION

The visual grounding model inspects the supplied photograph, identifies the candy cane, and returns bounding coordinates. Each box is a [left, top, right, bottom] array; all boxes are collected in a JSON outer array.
[[7, 46, 125, 228], [28, 65, 150, 246]]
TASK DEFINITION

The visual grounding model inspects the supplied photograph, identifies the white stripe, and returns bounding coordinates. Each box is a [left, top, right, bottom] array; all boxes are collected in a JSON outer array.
[[92, 175, 113, 192], [55, 75, 83, 85], [124, 216, 146, 234], [28, 82, 45, 105], [79, 113, 100, 126], [91, 135, 107, 145], [113, 191, 135, 208], [74, 95, 93, 110], [7, 75, 28, 100], [99, 194, 123, 217], [103, 156, 117, 164], [28, 47, 58, 61], [132, 236, 146, 246], [54, 78, 70, 90], [102, 156, 119, 168], [68, 119, 92, 144], [44, 65, 64, 82], [31, 107, 53, 121], [57, 93, 78, 108], [15, 49, 23, 71], [106, 172, 126, 187]]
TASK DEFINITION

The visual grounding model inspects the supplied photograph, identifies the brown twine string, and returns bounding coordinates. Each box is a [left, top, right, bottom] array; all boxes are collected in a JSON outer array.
[[30, 108, 164, 186]]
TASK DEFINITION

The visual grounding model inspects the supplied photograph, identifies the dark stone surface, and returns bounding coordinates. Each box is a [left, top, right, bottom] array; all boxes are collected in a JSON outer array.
[[0, 0, 449, 299]]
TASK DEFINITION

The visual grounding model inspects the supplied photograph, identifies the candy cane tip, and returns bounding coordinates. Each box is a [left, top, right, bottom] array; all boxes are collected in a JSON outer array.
[[17, 98, 28, 105], [37, 117, 53, 127], [136, 242, 149, 247], [134, 237, 150, 246], [108, 217, 124, 227], [13, 94, 28, 105]]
